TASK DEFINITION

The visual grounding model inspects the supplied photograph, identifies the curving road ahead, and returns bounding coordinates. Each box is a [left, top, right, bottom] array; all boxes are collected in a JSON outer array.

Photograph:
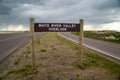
[[58, 32, 120, 62], [0, 32, 41, 62]]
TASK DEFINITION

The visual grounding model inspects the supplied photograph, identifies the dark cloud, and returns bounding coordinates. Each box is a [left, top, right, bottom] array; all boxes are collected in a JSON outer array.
[[96, 0, 120, 10], [2, 0, 46, 6], [0, 6, 11, 15], [0, 0, 11, 15], [115, 0, 120, 7], [0, 0, 120, 31]]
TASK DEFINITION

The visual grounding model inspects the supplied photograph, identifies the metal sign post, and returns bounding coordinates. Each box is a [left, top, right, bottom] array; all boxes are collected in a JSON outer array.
[[79, 19, 84, 64], [30, 18, 35, 69]]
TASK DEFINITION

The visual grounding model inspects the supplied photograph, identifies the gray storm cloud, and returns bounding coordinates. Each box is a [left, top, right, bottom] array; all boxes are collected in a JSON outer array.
[[0, 0, 120, 31]]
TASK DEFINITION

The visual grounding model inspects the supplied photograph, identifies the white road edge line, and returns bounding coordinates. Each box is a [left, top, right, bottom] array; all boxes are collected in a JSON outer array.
[[58, 33, 120, 60]]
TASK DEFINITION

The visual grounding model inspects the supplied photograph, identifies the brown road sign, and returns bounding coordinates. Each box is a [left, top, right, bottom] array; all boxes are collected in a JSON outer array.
[[30, 18, 84, 69], [34, 23, 80, 32]]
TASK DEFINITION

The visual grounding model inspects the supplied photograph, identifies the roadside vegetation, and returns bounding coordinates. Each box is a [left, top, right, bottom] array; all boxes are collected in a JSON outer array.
[[0, 32, 120, 80], [72, 30, 120, 44]]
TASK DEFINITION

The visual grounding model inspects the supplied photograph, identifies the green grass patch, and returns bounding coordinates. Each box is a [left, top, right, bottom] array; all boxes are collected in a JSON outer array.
[[73, 57, 98, 70], [14, 58, 20, 65], [34, 38, 40, 44], [0, 75, 2, 80], [23, 48, 31, 58], [72, 31, 120, 44], [102, 39, 120, 44], [41, 49, 47, 52], [52, 48, 56, 50], [76, 75, 84, 80], [55, 33, 79, 50], [2, 65, 37, 79], [47, 72, 53, 79], [72, 32, 79, 35], [26, 45, 31, 50]]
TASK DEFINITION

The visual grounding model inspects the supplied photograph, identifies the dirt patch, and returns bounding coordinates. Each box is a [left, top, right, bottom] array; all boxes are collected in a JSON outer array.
[[0, 32, 119, 80]]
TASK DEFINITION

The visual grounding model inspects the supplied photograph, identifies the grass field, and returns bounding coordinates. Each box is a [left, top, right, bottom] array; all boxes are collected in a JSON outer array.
[[72, 31, 120, 44]]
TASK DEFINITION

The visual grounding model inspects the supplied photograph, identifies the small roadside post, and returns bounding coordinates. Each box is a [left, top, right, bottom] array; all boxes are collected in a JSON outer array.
[[30, 18, 35, 69], [79, 19, 84, 64]]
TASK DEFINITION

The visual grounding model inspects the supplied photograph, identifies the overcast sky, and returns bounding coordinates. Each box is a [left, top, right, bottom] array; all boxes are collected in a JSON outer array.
[[0, 0, 120, 31]]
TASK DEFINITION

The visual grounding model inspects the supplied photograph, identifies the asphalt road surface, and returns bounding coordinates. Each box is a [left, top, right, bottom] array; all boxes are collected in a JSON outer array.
[[0, 32, 41, 62], [58, 32, 120, 62]]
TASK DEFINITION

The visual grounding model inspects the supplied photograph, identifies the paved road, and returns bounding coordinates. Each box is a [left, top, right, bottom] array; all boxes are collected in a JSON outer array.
[[58, 32, 120, 62], [0, 32, 41, 61]]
